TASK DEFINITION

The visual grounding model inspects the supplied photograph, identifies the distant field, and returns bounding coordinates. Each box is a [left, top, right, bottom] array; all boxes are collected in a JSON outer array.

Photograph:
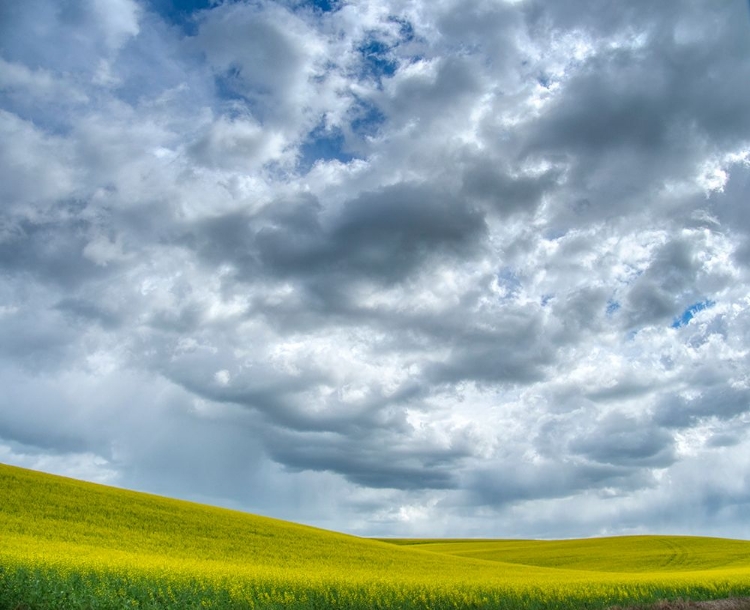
[[378, 537, 750, 573], [1, 463, 750, 609]]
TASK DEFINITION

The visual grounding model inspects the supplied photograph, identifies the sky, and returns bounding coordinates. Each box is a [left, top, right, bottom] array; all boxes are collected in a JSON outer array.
[[1, 0, 750, 540]]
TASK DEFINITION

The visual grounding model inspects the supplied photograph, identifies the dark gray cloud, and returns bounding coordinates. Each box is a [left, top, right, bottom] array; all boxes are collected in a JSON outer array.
[[460, 155, 561, 217], [259, 184, 485, 282], [425, 310, 555, 386], [467, 459, 654, 506], [654, 387, 750, 429], [516, 0, 750, 230], [267, 428, 464, 490], [0, 218, 116, 288], [569, 412, 676, 468], [0, 302, 80, 371], [623, 238, 704, 328], [187, 182, 486, 290], [54, 297, 123, 330], [1, 0, 749, 538]]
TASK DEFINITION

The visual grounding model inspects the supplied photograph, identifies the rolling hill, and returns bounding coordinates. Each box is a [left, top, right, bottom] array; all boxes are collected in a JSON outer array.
[[1, 462, 749, 609]]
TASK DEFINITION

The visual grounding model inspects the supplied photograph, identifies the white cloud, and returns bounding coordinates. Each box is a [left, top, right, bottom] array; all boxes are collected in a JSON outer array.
[[1, 0, 750, 538], [214, 369, 231, 386], [0, 58, 89, 104], [88, 0, 141, 51], [0, 110, 79, 209]]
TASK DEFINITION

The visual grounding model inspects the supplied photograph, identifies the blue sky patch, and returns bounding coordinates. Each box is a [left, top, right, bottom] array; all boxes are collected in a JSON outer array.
[[358, 38, 398, 83], [149, 0, 213, 35], [350, 100, 386, 138], [299, 124, 355, 172], [606, 300, 621, 316], [388, 16, 416, 43], [308, 0, 338, 12], [286, 0, 341, 15], [671, 300, 715, 328]]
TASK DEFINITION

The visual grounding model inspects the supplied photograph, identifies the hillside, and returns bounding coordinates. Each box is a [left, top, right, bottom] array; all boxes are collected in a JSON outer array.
[[0, 463, 548, 581], [2, 463, 750, 609]]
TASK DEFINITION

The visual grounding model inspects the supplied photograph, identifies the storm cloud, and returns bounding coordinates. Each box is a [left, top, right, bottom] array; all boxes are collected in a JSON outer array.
[[1, 0, 750, 539]]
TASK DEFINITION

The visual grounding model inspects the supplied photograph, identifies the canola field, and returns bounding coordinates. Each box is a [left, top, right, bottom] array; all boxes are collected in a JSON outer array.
[[1, 463, 750, 610]]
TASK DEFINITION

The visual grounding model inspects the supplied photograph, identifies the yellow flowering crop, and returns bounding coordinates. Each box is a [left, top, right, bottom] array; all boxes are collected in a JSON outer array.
[[1, 463, 749, 609]]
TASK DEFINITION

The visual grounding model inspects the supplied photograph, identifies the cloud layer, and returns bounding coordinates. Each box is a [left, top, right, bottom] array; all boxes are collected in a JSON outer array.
[[2, 0, 750, 538]]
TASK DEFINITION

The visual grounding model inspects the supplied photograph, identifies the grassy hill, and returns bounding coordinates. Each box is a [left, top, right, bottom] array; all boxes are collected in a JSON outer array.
[[1, 463, 749, 609]]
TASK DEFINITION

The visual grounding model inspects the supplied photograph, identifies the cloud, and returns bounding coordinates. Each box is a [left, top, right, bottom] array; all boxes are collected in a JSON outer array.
[[569, 412, 676, 468], [259, 183, 486, 282], [188, 115, 286, 170], [654, 387, 750, 430], [468, 459, 654, 506], [623, 238, 704, 328], [1, 0, 749, 539], [0, 111, 79, 208]]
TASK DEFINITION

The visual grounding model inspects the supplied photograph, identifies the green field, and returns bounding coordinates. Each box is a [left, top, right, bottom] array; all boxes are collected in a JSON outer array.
[[1, 463, 749, 609]]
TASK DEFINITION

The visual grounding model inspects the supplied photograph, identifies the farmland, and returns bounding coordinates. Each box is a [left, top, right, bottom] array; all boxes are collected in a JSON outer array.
[[1, 463, 749, 610]]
